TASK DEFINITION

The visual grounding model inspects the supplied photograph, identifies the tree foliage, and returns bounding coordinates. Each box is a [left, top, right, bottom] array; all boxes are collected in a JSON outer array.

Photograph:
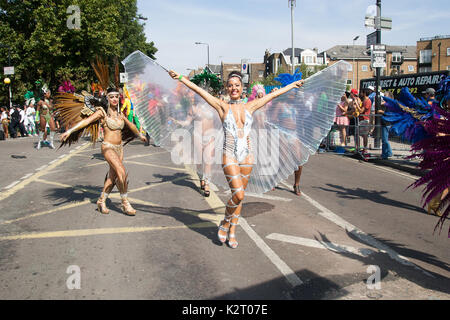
[[0, 0, 157, 106]]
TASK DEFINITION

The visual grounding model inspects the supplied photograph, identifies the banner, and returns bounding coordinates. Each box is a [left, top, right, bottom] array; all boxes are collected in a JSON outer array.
[[360, 70, 448, 97]]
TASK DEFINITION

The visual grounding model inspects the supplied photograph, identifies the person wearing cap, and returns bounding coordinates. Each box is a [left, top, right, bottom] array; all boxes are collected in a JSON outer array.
[[422, 88, 437, 106]]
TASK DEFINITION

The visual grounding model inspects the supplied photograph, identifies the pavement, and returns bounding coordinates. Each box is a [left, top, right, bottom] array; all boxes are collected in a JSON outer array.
[[0, 134, 448, 301]]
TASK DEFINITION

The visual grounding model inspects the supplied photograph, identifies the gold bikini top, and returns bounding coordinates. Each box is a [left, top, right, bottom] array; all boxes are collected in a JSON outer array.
[[105, 115, 124, 131], [97, 108, 124, 131]]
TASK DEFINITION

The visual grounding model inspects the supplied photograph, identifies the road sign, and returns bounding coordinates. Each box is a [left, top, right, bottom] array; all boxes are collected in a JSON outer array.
[[120, 72, 128, 83], [364, 15, 392, 30], [241, 59, 249, 74], [366, 31, 377, 48], [4, 66, 14, 75], [371, 45, 386, 68]]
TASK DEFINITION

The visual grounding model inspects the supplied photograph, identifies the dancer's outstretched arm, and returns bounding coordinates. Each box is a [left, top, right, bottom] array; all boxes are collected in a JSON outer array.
[[60, 109, 104, 142], [168, 70, 225, 115], [122, 114, 147, 142], [247, 80, 304, 113]]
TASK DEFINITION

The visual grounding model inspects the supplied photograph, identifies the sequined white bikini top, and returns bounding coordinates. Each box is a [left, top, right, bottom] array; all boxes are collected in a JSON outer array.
[[222, 106, 253, 162]]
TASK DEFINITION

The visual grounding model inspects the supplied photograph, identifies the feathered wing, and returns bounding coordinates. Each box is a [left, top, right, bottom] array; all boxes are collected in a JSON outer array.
[[123, 50, 349, 193], [91, 56, 110, 91], [54, 92, 102, 147], [382, 87, 433, 143], [408, 104, 450, 235]]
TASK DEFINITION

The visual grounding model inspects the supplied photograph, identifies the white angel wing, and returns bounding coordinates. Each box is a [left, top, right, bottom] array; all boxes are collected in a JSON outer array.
[[123, 50, 350, 194]]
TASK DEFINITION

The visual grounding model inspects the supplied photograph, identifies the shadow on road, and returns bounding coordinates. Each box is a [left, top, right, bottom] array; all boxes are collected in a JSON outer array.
[[313, 231, 450, 296], [316, 183, 427, 213]]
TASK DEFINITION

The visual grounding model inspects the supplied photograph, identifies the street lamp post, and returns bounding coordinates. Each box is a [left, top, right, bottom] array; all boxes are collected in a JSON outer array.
[[195, 42, 210, 70], [352, 36, 359, 89], [1, 43, 13, 109], [289, 0, 296, 74]]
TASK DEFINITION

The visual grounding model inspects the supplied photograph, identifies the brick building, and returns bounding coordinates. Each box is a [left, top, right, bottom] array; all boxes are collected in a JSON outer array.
[[325, 45, 417, 90], [417, 35, 450, 72]]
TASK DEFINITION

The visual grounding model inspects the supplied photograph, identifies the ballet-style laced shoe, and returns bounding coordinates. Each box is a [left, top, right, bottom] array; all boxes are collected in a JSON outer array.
[[217, 217, 230, 244], [227, 214, 240, 249]]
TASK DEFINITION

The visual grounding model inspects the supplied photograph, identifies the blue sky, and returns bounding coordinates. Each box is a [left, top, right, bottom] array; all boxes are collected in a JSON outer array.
[[137, 0, 450, 73]]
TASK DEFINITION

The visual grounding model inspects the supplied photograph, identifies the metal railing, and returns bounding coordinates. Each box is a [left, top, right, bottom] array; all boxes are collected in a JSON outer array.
[[323, 113, 413, 158]]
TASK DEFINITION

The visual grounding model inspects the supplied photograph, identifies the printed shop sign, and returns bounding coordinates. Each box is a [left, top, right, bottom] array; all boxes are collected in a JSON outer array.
[[360, 70, 449, 96]]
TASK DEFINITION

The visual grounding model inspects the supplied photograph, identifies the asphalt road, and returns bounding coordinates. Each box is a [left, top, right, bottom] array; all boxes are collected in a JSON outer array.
[[0, 135, 448, 300]]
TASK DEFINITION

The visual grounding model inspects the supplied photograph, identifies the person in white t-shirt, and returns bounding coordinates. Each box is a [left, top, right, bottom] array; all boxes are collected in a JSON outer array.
[[26, 103, 37, 136], [19, 106, 29, 137]]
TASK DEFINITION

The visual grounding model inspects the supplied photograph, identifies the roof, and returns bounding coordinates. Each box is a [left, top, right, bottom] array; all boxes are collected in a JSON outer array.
[[282, 48, 304, 57], [325, 45, 417, 60], [206, 64, 221, 74]]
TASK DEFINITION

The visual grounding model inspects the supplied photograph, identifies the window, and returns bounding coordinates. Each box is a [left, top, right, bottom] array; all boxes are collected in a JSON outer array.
[[391, 65, 401, 75], [346, 79, 352, 85], [258, 70, 264, 77], [408, 65, 414, 72], [306, 56, 314, 64], [447, 66, 450, 71], [361, 65, 368, 72], [392, 52, 402, 63], [294, 57, 299, 65], [419, 66, 432, 73], [447, 48, 450, 56], [419, 50, 432, 63]]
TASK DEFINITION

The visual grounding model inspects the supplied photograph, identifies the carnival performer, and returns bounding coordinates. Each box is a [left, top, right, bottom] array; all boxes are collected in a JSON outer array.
[[169, 94, 216, 197], [122, 51, 348, 248], [269, 69, 305, 196], [168, 69, 304, 248], [36, 86, 57, 149], [58, 86, 147, 216], [408, 76, 450, 236], [1, 106, 9, 139]]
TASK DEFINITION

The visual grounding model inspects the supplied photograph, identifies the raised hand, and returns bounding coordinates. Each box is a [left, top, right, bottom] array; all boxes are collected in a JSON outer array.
[[293, 80, 305, 88], [168, 70, 180, 80]]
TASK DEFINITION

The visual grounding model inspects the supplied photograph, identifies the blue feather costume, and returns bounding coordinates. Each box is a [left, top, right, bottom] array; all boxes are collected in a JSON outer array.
[[382, 87, 436, 143]]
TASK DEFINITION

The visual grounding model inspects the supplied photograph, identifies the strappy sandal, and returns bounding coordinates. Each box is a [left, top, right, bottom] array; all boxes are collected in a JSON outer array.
[[217, 217, 231, 244], [97, 195, 109, 214], [203, 183, 210, 197], [227, 214, 239, 249], [293, 184, 301, 196], [121, 197, 136, 216]]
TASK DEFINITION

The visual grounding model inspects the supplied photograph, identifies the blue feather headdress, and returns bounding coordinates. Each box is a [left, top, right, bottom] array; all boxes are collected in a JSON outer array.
[[382, 87, 435, 143], [274, 68, 303, 87]]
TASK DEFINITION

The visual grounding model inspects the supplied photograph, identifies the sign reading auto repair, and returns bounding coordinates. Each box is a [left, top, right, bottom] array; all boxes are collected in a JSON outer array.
[[360, 71, 449, 97]]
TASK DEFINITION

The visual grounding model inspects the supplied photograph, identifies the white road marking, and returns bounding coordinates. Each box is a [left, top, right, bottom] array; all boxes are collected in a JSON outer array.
[[267, 233, 375, 257], [239, 218, 303, 287], [184, 165, 303, 288], [280, 181, 434, 278], [20, 173, 33, 180], [36, 165, 48, 171], [5, 181, 20, 189]]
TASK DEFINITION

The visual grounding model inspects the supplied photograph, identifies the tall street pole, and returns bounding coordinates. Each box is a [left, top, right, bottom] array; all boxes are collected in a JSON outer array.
[[289, 0, 296, 74], [374, 0, 381, 149]]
